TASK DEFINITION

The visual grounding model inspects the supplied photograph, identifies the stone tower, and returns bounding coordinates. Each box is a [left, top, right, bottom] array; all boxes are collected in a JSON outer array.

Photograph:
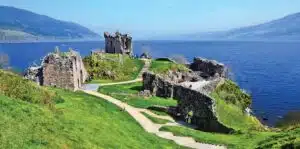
[[104, 32, 133, 55], [25, 49, 88, 91]]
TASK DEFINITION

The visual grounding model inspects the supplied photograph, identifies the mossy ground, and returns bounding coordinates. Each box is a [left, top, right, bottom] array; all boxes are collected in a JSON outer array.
[[98, 82, 177, 109], [83, 54, 144, 83]]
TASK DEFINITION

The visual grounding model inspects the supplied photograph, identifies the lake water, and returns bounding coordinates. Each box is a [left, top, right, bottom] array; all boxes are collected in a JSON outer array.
[[1, 40, 300, 125]]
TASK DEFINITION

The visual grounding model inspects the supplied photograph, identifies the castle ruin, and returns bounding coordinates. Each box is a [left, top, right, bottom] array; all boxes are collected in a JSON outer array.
[[142, 57, 233, 133], [25, 49, 88, 91], [104, 32, 133, 55]]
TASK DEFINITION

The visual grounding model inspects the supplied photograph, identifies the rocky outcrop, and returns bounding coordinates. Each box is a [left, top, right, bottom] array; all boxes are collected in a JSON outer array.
[[142, 72, 233, 133], [190, 57, 228, 78], [104, 32, 133, 55], [25, 49, 88, 91]]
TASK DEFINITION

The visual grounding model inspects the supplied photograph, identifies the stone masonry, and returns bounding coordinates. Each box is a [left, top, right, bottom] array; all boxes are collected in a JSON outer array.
[[104, 32, 133, 55], [25, 49, 88, 91]]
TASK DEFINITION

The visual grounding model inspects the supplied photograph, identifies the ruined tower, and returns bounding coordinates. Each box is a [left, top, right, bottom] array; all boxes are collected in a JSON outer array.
[[25, 49, 88, 91], [104, 32, 133, 55]]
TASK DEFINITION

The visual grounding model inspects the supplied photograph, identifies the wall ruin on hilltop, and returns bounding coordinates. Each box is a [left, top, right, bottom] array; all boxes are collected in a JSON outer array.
[[142, 57, 232, 133], [25, 49, 88, 91], [104, 32, 133, 55]]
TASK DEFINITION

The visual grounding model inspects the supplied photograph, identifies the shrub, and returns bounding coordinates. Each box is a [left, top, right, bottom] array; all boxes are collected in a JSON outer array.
[[0, 70, 59, 107]]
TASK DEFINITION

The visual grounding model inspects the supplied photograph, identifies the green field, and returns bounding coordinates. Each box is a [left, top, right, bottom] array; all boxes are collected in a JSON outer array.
[[98, 82, 177, 109], [83, 54, 144, 83]]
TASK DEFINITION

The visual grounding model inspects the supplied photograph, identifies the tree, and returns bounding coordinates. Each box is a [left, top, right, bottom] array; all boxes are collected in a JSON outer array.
[[0, 53, 9, 69]]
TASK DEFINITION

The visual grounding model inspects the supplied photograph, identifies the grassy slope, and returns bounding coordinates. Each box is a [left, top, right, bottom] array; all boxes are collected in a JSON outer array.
[[160, 126, 276, 149], [211, 79, 264, 131], [150, 59, 189, 75], [0, 70, 59, 106], [0, 70, 185, 149], [84, 54, 144, 83], [141, 112, 171, 124], [0, 89, 186, 149], [98, 82, 177, 109]]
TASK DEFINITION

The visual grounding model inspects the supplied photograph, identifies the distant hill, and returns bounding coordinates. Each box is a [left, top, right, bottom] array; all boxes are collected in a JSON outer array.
[[0, 6, 100, 41], [184, 12, 300, 40]]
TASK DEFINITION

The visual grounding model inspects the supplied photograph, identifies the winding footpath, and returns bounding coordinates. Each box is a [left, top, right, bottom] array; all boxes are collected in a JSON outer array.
[[82, 59, 225, 149]]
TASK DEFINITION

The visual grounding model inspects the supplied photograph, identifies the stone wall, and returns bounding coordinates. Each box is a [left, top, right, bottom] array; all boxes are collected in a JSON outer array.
[[142, 72, 233, 133], [25, 50, 88, 91], [190, 57, 228, 78], [104, 32, 133, 55]]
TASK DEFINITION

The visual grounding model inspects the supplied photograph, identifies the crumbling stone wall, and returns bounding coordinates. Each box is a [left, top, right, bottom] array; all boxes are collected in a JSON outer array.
[[25, 50, 88, 91], [190, 57, 228, 78], [104, 32, 133, 55], [142, 72, 233, 133]]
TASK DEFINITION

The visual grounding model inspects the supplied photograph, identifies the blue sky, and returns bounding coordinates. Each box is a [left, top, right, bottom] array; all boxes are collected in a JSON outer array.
[[1, 0, 300, 38]]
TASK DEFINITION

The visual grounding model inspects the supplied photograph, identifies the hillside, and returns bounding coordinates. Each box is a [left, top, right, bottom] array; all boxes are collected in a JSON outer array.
[[184, 12, 300, 40], [0, 70, 184, 149], [0, 6, 99, 40]]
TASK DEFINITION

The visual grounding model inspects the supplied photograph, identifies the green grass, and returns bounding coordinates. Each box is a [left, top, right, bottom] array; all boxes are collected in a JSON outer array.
[[0, 89, 187, 149], [256, 128, 300, 148], [150, 59, 189, 75], [148, 109, 170, 116], [88, 79, 121, 84], [0, 70, 60, 107], [211, 80, 264, 131], [141, 112, 171, 124], [160, 126, 276, 149], [84, 54, 144, 82], [98, 82, 177, 109]]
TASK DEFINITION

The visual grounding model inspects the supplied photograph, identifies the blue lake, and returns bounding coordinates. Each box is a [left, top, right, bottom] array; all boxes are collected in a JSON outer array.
[[1, 40, 300, 125]]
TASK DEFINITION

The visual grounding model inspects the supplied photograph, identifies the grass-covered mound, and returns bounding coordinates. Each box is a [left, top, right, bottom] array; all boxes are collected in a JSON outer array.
[[98, 82, 177, 109], [0, 89, 185, 149], [0, 70, 60, 106], [210, 79, 264, 131], [83, 54, 144, 83], [150, 59, 189, 75]]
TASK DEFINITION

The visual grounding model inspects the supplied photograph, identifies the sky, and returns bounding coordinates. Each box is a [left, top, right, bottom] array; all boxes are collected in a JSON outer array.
[[1, 0, 300, 38]]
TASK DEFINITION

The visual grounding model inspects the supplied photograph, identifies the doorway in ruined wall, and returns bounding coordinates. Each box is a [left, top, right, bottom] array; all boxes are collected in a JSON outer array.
[[80, 70, 83, 84]]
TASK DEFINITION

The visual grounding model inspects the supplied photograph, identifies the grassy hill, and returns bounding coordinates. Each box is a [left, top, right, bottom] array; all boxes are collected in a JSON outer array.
[[0, 70, 185, 149], [0, 6, 99, 40]]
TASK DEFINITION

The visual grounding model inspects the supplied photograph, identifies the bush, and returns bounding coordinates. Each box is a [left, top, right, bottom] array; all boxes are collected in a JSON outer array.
[[0, 70, 59, 107]]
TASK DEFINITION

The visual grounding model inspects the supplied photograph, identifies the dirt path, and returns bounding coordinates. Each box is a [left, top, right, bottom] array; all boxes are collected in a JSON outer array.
[[82, 90, 225, 149]]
